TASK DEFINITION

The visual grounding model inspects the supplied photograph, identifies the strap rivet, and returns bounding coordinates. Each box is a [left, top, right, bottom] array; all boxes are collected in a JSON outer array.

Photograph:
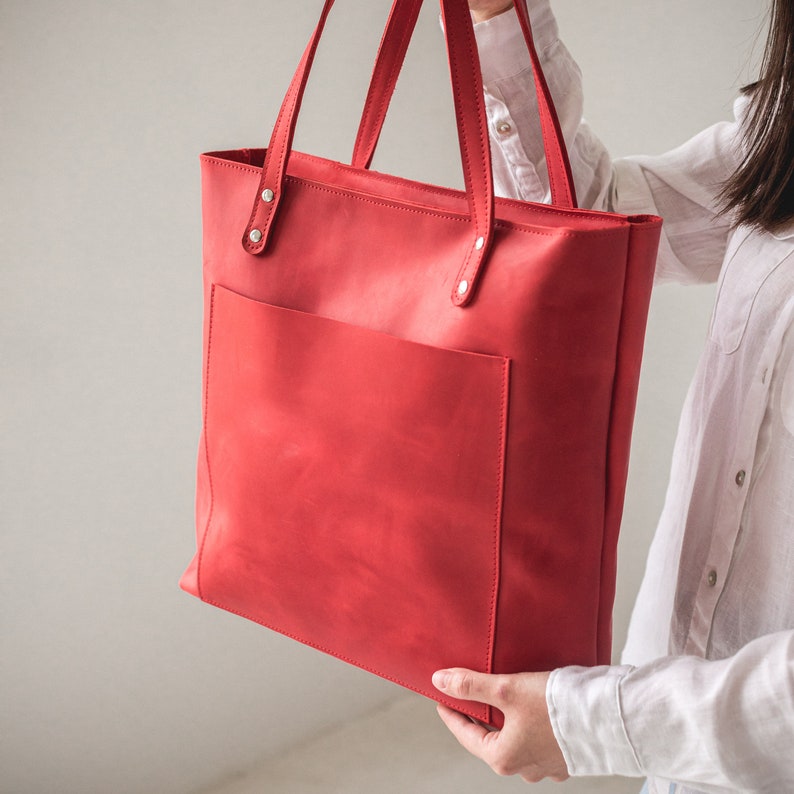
[[457, 280, 469, 296], [475, 236, 485, 250], [249, 229, 263, 243], [261, 188, 275, 203]]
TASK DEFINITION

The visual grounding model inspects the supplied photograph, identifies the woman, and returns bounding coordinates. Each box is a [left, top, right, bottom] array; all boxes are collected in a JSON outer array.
[[432, 2, 794, 792]]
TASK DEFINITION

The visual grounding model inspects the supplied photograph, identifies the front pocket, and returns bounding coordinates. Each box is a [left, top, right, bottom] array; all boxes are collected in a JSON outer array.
[[196, 284, 509, 720]]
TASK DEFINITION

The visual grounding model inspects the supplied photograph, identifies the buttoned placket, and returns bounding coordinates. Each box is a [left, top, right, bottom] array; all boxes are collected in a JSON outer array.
[[683, 323, 789, 657]]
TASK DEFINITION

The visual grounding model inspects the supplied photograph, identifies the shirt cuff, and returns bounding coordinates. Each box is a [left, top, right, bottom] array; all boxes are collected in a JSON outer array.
[[546, 665, 644, 777], [473, 0, 558, 85]]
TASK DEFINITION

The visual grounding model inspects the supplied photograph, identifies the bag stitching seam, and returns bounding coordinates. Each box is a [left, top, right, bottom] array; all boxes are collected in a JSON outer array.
[[202, 155, 633, 231], [195, 285, 217, 602]]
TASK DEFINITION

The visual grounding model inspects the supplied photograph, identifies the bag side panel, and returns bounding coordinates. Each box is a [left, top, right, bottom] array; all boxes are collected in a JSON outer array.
[[596, 217, 662, 663]]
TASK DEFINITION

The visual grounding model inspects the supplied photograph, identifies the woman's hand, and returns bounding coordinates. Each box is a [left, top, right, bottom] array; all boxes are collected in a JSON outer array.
[[432, 667, 570, 784], [468, 1, 514, 24]]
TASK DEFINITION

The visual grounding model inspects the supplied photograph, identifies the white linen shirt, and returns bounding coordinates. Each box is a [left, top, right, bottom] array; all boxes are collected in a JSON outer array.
[[473, 5, 794, 793]]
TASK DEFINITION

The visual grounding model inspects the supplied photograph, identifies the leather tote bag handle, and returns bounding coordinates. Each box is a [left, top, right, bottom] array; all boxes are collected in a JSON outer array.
[[350, 0, 423, 170], [352, 0, 577, 213], [242, 0, 573, 306]]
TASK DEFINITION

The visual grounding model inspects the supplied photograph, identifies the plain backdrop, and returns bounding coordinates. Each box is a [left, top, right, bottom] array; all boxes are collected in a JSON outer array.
[[1, 1, 765, 793]]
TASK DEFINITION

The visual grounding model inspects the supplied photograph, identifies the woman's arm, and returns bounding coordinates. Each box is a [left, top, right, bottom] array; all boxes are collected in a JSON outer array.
[[435, 629, 794, 789], [472, 2, 612, 208], [474, 1, 741, 284], [549, 630, 794, 791]]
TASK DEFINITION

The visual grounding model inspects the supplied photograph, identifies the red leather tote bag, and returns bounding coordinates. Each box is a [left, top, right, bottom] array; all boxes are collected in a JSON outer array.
[[180, 0, 662, 727]]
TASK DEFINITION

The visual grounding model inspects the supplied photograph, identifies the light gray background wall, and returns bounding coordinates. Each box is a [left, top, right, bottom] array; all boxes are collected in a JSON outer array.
[[1, 2, 764, 793]]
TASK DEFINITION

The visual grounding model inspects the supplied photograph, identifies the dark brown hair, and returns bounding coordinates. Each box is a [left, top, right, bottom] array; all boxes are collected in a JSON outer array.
[[719, 0, 794, 231]]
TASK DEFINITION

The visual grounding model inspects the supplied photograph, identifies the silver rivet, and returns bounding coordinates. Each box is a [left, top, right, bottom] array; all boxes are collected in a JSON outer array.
[[261, 188, 275, 203], [707, 570, 718, 587], [475, 236, 485, 250], [249, 229, 263, 243], [457, 280, 469, 296], [735, 469, 746, 487]]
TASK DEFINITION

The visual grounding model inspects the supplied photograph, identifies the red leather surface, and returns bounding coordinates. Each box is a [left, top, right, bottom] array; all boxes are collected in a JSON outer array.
[[198, 284, 508, 723], [180, 0, 662, 726]]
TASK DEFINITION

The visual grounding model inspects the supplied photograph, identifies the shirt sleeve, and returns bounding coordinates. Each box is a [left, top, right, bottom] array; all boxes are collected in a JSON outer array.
[[612, 120, 742, 285], [546, 630, 794, 791], [474, 1, 743, 285], [472, 3, 613, 210]]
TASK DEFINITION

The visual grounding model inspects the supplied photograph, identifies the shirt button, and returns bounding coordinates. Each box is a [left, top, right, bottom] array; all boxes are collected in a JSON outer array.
[[496, 121, 512, 135], [707, 570, 718, 587], [735, 470, 746, 486]]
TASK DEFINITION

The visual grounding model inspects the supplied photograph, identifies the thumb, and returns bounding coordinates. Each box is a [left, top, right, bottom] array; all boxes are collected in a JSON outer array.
[[432, 668, 506, 706]]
